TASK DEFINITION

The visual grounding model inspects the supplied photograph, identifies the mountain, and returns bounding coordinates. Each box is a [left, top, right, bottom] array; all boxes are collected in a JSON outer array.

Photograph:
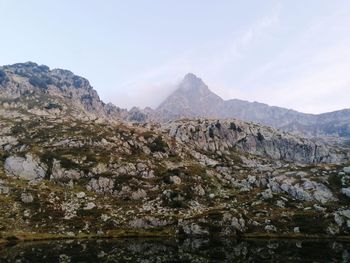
[[0, 62, 127, 120], [156, 73, 223, 119], [1, 62, 350, 242], [155, 73, 350, 143]]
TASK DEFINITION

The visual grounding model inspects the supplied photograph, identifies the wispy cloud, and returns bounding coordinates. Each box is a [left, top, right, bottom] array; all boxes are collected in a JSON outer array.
[[112, 2, 350, 114], [112, 4, 281, 109]]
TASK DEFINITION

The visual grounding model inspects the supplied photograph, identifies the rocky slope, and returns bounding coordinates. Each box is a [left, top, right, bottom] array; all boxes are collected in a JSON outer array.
[[0, 63, 350, 242], [154, 73, 350, 143], [0, 62, 127, 121]]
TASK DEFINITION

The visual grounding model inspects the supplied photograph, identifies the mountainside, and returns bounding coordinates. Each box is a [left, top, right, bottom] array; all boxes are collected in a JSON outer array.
[[155, 74, 350, 143], [0, 62, 127, 120], [1, 62, 350, 242]]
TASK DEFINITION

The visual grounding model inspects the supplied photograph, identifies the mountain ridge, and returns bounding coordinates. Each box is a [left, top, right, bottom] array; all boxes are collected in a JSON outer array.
[[153, 73, 350, 142]]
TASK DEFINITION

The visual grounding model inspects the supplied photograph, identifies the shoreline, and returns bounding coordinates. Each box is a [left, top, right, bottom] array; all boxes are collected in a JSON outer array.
[[1, 230, 350, 245]]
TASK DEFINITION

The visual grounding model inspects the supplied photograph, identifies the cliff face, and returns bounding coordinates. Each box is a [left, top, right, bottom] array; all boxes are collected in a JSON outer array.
[[162, 119, 349, 164]]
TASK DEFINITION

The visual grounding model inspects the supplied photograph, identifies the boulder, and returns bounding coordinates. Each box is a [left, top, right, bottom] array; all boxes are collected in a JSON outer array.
[[4, 154, 46, 181], [342, 188, 350, 198], [21, 192, 34, 203]]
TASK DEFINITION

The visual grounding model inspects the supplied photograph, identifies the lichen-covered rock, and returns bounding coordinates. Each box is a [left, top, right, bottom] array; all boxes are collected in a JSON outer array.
[[51, 159, 82, 181], [162, 119, 348, 164], [87, 177, 114, 193], [342, 188, 350, 198], [4, 154, 46, 181], [181, 223, 209, 236], [21, 192, 34, 203], [131, 189, 147, 200]]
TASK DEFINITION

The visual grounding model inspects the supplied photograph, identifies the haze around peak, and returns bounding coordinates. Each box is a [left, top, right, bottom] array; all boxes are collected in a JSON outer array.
[[1, 0, 349, 113]]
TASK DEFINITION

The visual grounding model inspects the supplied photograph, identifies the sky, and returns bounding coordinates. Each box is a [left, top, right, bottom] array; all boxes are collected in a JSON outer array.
[[0, 0, 349, 114]]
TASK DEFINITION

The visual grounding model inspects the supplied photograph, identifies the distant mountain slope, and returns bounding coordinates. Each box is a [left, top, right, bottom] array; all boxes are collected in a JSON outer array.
[[155, 73, 350, 141]]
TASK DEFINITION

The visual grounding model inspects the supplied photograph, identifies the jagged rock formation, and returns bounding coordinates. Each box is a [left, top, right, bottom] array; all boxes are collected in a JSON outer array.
[[0, 62, 127, 120], [0, 63, 350, 242], [162, 119, 349, 164], [154, 73, 350, 143]]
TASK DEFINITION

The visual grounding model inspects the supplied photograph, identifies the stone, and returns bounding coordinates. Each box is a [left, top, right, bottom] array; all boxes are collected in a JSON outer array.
[[131, 189, 147, 200], [21, 192, 34, 203], [340, 209, 350, 219], [51, 159, 81, 180], [276, 200, 285, 208], [193, 185, 205, 196], [87, 177, 114, 193], [334, 213, 344, 227], [182, 223, 209, 236], [231, 217, 245, 232], [341, 188, 350, 198], [84, 202, 96, 210], [5, 154, 46, 181], [265, 225, 277, 232], [170, 175, 181, 185], [261, 189, 273, 200], [0, 180, 10, 194], [91, 163, 108, 174], [76, 192, 86, 199], [313, 204, 326, 212], [343, 167, 350, 174]]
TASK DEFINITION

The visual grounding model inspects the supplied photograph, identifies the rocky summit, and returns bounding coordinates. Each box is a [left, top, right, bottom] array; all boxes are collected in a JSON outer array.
[[0, 62, 350, 242]]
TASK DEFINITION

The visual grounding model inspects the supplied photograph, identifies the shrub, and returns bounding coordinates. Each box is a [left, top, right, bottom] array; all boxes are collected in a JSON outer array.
[[149, 136, 167, 153], [215, 121, 221, 129], [73, 76, 83, 88], [0, 69, 8, 85], [257, 131, 264, 141], [208, 126, 214, 138], [45, 103, 62, 110], [229, 122, 237, 131], [29, 76, 48, 90]]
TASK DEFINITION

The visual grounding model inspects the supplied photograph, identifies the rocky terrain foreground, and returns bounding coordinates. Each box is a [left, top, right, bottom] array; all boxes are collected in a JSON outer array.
[[0, 62, 350, 242]]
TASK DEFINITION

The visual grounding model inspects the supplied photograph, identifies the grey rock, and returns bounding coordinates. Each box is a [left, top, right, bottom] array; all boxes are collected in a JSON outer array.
[[87, 177, 114, 193], [261, 189, 273, 200], [21, 192, 34, 203], [83, 202, 96, 210], [343, 167, 350, 174], [182, 223, 209, 236], [162, 119, 347, 164], [4, 154, 46, 181], [169, 176, 181, 185], [342, 188, 350, 198], [265, 225, 277, 232], [131, 189, 147, 200]]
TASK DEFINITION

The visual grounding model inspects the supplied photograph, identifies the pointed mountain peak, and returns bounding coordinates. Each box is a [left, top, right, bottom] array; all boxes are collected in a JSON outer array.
[[179, 73, 208, 92], [183, 72, 200, 81]]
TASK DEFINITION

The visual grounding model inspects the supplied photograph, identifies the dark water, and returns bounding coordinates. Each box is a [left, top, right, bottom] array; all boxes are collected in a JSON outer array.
[[0, 238, 349, 262]]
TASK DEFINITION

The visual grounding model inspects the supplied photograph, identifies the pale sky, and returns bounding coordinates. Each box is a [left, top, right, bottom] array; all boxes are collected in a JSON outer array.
[[0, 0, 349, 113]]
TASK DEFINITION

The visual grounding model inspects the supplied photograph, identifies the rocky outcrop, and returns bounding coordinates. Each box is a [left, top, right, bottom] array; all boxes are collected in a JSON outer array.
[[0, 62, 127, 120], [4, 154, 46, 181], [162, 119, 349, 164]]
